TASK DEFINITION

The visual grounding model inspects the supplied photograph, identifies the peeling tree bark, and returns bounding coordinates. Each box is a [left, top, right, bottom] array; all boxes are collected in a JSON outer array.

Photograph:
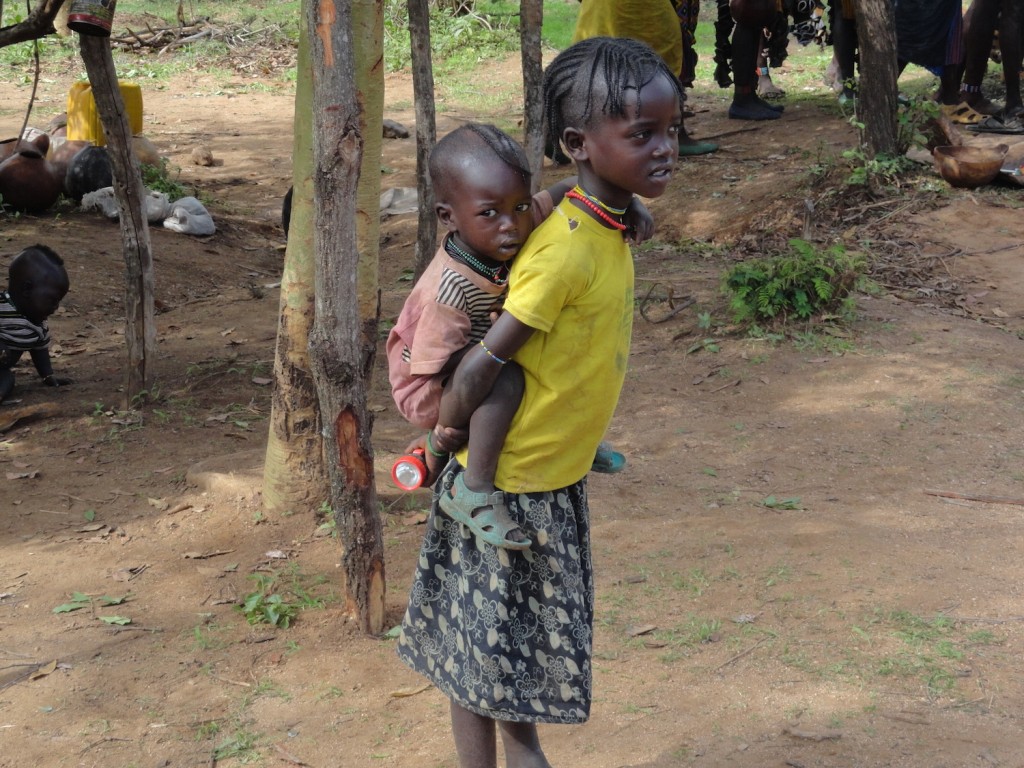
[[79, 34, 155, 403], [306, 0, 385, 635], [264, 24, 328, 514]]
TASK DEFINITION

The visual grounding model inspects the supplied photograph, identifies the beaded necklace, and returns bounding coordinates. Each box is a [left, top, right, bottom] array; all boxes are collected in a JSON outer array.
[[565, 186, 628, 231], [572, 184, 628, 215], [445, 235, 509, 286]]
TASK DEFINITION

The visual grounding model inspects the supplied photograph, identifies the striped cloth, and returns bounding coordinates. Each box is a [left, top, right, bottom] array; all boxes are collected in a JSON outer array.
[[0, 290, 50, 352]]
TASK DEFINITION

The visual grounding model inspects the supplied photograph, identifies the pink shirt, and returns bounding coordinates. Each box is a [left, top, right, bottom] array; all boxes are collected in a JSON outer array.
[[386, 191, 554, 429]]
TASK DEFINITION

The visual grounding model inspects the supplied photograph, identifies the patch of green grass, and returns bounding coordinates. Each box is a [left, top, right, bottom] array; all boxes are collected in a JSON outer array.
[[213, 729, 260, 762], [763, 564, 793, 587], [195, 720, 222, 740], [791, 328, 856, 356], [385, 1, 519, 72], [237, 565, 334, 629], [668, 568, 712, 597], [648, 614, 723, 662], [191, 622, 231, 651]]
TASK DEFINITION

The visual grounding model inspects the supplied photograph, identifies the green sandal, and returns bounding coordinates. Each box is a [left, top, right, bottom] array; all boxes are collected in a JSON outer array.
[[591, 441, 627, 474], [438, 472, 532, 551]]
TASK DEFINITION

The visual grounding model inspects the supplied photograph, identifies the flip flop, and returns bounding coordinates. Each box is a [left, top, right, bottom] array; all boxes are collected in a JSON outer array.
[[678, 140, 719, 156], [966, 115, 1024, 134], [942, 102, 987, 125], [592, 442, 627, 474], [728, 103, 781, 121], [969, 96, 1003, 116]]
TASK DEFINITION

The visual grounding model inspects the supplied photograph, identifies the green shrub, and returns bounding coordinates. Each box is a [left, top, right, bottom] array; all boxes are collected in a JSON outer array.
[[722, 238, 866, 325], [140, 159, 190, 200]]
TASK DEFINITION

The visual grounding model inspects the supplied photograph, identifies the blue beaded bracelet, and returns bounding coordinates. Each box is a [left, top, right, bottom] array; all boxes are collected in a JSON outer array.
[[479, 340, 508, 365]]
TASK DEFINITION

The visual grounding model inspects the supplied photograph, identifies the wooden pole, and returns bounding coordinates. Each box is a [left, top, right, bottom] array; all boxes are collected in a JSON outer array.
[[78, 34, 156, 404], [520, 0, 544, 191], [306, 0, 385, 634], [408, 0, 437, 281]]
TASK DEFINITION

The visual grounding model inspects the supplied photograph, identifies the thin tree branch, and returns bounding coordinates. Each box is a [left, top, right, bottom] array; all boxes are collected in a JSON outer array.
[[0, 0, 64, 48]]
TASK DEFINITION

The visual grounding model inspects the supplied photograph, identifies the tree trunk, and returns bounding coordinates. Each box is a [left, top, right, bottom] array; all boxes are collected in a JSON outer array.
[[519, 0, 543, 191], [263, 21, 328, 514], [408, 0, 437, 281], [306, 0, 385, 635], [853, 0, 899, 158], [78, 34, 155, 404]]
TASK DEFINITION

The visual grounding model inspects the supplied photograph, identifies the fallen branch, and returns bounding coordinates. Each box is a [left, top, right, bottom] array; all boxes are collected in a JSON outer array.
[[159, 28, 214, 55], [638, 283, 695, 324], [783, 726, 841, 742], [699, 125, 761, 141], [714, 635, 771, 672], [924, 489, 1024, 506]]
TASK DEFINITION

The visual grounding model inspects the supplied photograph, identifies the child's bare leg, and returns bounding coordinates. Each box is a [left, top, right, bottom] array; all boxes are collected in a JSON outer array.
[[463, 362, 523, 492], [438, 363, 529, 549], [451, 701, 497, 768], [498, 721, 553, 768]]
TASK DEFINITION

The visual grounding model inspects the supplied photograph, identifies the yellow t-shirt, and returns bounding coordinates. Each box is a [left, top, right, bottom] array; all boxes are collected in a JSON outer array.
[[572, 0, 683, 77], [459, 200, 634, 493]]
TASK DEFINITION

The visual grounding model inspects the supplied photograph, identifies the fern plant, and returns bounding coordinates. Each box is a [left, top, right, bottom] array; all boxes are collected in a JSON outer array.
[[722, 238, 866, 325]]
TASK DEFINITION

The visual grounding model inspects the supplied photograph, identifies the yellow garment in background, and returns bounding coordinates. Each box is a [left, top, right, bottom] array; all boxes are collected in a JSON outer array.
[[572, 0, 683, 76]]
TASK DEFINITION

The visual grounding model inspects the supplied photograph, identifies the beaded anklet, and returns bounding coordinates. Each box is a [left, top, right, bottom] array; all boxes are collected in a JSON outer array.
[[565, 188, 627, 231]]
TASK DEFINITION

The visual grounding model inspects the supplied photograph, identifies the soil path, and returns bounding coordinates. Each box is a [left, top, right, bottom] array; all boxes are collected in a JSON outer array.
[[2, 46, 1024, 768]]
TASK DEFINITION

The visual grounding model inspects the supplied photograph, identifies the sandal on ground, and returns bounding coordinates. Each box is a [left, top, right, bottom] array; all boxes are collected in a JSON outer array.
[[965, 96, 1003, 116], [1003, 104, 1024, 121], [678, 139, 719, 156], [438, 472, 531, 550], [942, 102, 987, 125], [591, 442, 626, 474], [967, 115, 1024, 134]]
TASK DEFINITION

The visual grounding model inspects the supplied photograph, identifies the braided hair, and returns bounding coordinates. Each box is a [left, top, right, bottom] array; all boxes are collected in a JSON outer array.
[[429, 123, 531, 201], [543, 36, 684, 154]]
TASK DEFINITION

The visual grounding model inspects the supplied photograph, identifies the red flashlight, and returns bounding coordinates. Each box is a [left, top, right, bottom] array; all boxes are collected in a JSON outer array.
[[391, 448, 427, 491]]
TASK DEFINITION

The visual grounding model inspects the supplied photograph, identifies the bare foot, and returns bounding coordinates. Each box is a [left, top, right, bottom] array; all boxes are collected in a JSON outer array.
[[757, 74, 785, 100]]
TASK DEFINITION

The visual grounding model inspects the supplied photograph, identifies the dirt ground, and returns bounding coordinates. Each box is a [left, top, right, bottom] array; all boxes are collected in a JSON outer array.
[[3, 40, 1024, 768]]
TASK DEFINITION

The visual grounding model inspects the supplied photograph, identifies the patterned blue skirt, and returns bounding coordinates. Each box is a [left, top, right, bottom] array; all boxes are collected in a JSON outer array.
[[396, 460, 593, 724]]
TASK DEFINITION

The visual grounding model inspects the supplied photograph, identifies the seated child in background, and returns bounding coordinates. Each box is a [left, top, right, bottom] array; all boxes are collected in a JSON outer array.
[[387, 123, 649, 549], [1, 245, 72, 404]]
